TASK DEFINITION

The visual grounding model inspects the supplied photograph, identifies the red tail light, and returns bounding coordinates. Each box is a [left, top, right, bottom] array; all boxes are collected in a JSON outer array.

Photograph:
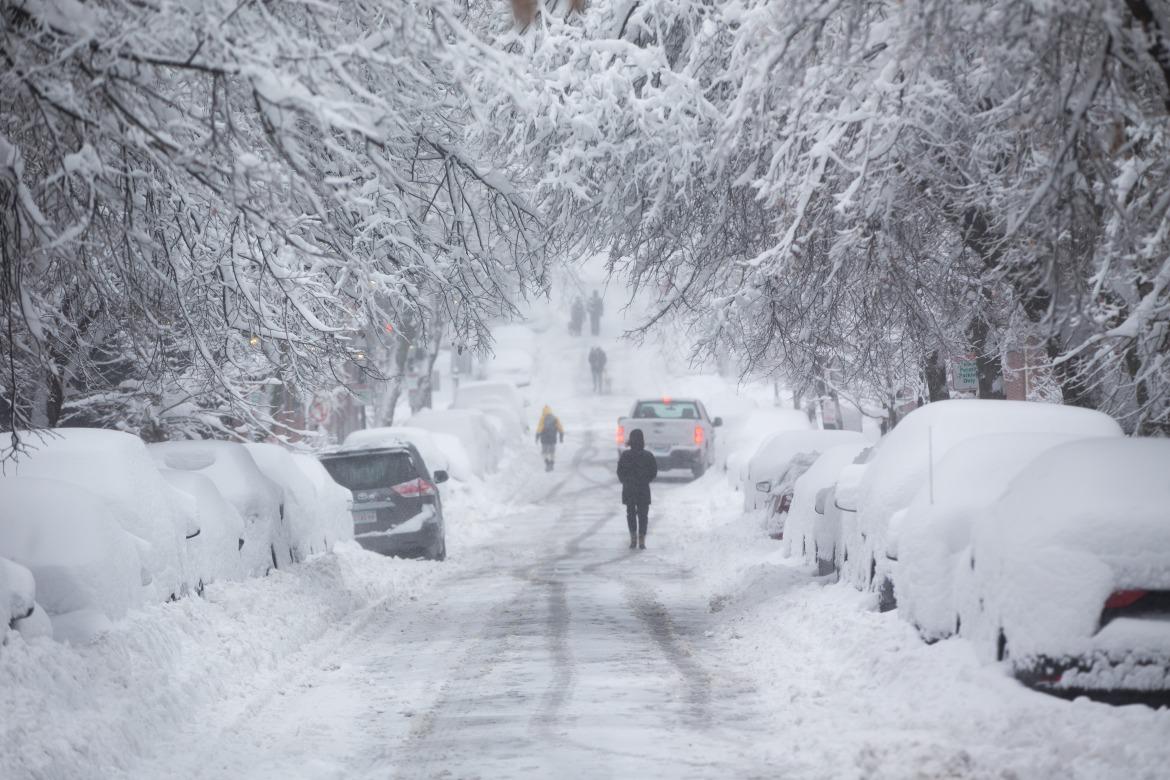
[[392, 478, 437, 498], [1104, 589, 1147, 610], [616, 425, 625, 445], [778, 493, 793, 514], [694, 425, 704, 445]]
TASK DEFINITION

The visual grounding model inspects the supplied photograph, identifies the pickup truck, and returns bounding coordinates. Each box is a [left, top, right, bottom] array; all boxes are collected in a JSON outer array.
[[617, 397, 722, 478]]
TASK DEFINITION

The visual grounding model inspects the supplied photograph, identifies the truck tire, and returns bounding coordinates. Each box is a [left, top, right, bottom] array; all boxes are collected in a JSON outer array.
[[691, 460, 706, 479]]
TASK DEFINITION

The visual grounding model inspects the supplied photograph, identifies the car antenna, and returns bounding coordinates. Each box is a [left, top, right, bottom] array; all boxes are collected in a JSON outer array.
[[928, 424, 935, 505]]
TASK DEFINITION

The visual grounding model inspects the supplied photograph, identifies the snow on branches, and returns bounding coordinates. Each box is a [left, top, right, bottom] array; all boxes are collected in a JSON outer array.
[[1, 0, 546, 450]]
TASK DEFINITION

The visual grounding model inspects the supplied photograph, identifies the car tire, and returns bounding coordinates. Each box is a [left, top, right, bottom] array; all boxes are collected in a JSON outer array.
[[429, 538, 447, 562], [691, 460, 706, 479]]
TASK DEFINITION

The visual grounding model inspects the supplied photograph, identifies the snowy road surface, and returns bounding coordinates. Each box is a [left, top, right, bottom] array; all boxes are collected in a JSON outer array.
[[132, 430, 778, 780]]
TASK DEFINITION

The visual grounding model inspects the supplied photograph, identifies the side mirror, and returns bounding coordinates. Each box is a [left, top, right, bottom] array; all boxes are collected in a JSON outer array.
[[713, 417, 723, 427], [833, 463, 867, 512], [814, 486, 831, 516], [433, 470, 449, 485], [755, 480, 772, 494]]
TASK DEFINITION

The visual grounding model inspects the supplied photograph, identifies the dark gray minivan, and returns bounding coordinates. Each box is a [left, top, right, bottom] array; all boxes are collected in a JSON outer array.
[[319, 443, 448, 561]]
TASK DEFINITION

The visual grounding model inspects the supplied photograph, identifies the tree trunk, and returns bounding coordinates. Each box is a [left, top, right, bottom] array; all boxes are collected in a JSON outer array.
[[967, 318, 1005, 399], [923, 350, 951, 402]]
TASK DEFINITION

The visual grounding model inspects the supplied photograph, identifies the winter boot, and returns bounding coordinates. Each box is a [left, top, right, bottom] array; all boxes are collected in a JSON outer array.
[[629, 533, 637, 549], [638, 534, 646, 550]]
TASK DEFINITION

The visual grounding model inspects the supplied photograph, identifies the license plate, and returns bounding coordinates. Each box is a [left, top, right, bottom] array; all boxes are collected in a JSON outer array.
[[353, 510, 378, 525]]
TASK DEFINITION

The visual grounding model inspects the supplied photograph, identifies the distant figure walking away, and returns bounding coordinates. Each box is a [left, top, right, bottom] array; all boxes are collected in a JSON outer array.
[[588, 346, 607, 394], [535, 405, 565, 472], [617, 428, 658, 549], [569, 297, 585, 337], [587, 291, 604, 336]]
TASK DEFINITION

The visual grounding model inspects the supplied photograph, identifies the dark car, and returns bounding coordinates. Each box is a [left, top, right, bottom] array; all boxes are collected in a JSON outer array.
[[319, 444, 448, 561]]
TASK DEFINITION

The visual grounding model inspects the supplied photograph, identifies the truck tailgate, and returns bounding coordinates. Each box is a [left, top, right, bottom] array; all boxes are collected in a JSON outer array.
[[624, 419, 694, 452]]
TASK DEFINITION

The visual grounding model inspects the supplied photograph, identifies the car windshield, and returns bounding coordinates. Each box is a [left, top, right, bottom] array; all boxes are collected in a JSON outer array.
[[321, 451, 417, 490], [633, 401, 699, 419]]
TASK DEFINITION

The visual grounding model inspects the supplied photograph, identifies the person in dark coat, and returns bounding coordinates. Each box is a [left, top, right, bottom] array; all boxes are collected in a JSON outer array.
[[617, 428, 658, 549]]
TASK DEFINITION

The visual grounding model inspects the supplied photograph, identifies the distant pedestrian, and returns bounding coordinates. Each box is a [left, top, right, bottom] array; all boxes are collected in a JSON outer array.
[[535, 405, 565, 472], [588, 346, 607, 393], [569, 297, 585, 337], [587, 291, 603, 336], [617, 428, 658, 550]]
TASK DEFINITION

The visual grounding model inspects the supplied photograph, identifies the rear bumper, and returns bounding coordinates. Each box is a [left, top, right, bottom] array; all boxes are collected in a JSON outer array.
[[650, 447, 702, 470], [355, 525, 442, 557], [1015, 650, 1170, 697]]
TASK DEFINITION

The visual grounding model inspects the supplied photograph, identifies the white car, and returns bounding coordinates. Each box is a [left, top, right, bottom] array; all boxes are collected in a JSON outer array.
[[955, 438, 1170, 696], [783, 442, 869, 567], [149, 441, 288, 576], [894, 431, 1122, 642], [745, 429, 866, 512], [451, 380, 528, 440], [837, 400, 1122, 611]]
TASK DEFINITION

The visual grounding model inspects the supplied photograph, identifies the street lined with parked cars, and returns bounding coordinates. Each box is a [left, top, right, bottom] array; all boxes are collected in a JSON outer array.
[[728, 398, 1168, 700]]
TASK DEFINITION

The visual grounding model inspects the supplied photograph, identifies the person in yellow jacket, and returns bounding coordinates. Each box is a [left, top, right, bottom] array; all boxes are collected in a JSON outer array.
[[535, 406, 565, 472]]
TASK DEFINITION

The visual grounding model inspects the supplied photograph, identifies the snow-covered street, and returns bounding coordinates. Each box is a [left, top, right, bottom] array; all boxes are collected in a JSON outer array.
[[5, 303, 1170, 780]]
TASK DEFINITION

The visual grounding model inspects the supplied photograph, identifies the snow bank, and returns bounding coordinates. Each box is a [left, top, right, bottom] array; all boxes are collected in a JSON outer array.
[[896, 432, 1119, 641], [0, 545, 442, 778], [11, 429, 191, 601], [964, 437, 1170, 669], [1, 557, 35, 632], [405, 408, 500, 477], [148, 441, 288, 576], [0, 477, 144, 643]]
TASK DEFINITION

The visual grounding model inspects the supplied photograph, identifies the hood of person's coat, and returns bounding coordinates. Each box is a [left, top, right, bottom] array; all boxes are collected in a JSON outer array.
[[628, 428, 645, 450], [541, 405, 552, 417]]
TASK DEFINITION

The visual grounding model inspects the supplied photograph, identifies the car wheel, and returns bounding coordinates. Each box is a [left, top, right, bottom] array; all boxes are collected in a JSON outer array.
[[877, 575, 896, 613], [429, 538, 447, 562], [996, 629, 1009, 662]]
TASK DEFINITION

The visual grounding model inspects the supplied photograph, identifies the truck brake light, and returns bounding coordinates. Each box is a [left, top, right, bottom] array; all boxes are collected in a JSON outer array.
[[694, 425, 704, 445], [616, 424, 625, 445]]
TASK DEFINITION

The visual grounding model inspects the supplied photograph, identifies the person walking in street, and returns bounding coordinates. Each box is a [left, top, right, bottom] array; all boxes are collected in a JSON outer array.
[[588, 346, 607, 394], [617, 428, 658, 549], [569, 297, 585, 336], [587, 291, 603, 336], [535, 405, 565, 472]]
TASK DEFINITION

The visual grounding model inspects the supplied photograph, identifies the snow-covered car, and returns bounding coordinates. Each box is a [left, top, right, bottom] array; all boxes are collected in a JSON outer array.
[[244, 443, 335, 563], [319, 443, 449, 560], [342, 426, 475, 483], [1, 556, 37, 634], [783, 442, 870, 567], [156, 468, 247, 590], [450, 380, 528, 440], [955, 437, 1170, 696], [895, 431, 1122, 642], [837, 400, 1122, 611], [405, 407, 501, 477], [291, 453, 354, 551], [12, 429, 195, 601], [617, 397, 723, 478], [745, 429, 866, 513], [719, 408, 812, 486], [0, 477, 145, 643], [148, 441, 289, 576]]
